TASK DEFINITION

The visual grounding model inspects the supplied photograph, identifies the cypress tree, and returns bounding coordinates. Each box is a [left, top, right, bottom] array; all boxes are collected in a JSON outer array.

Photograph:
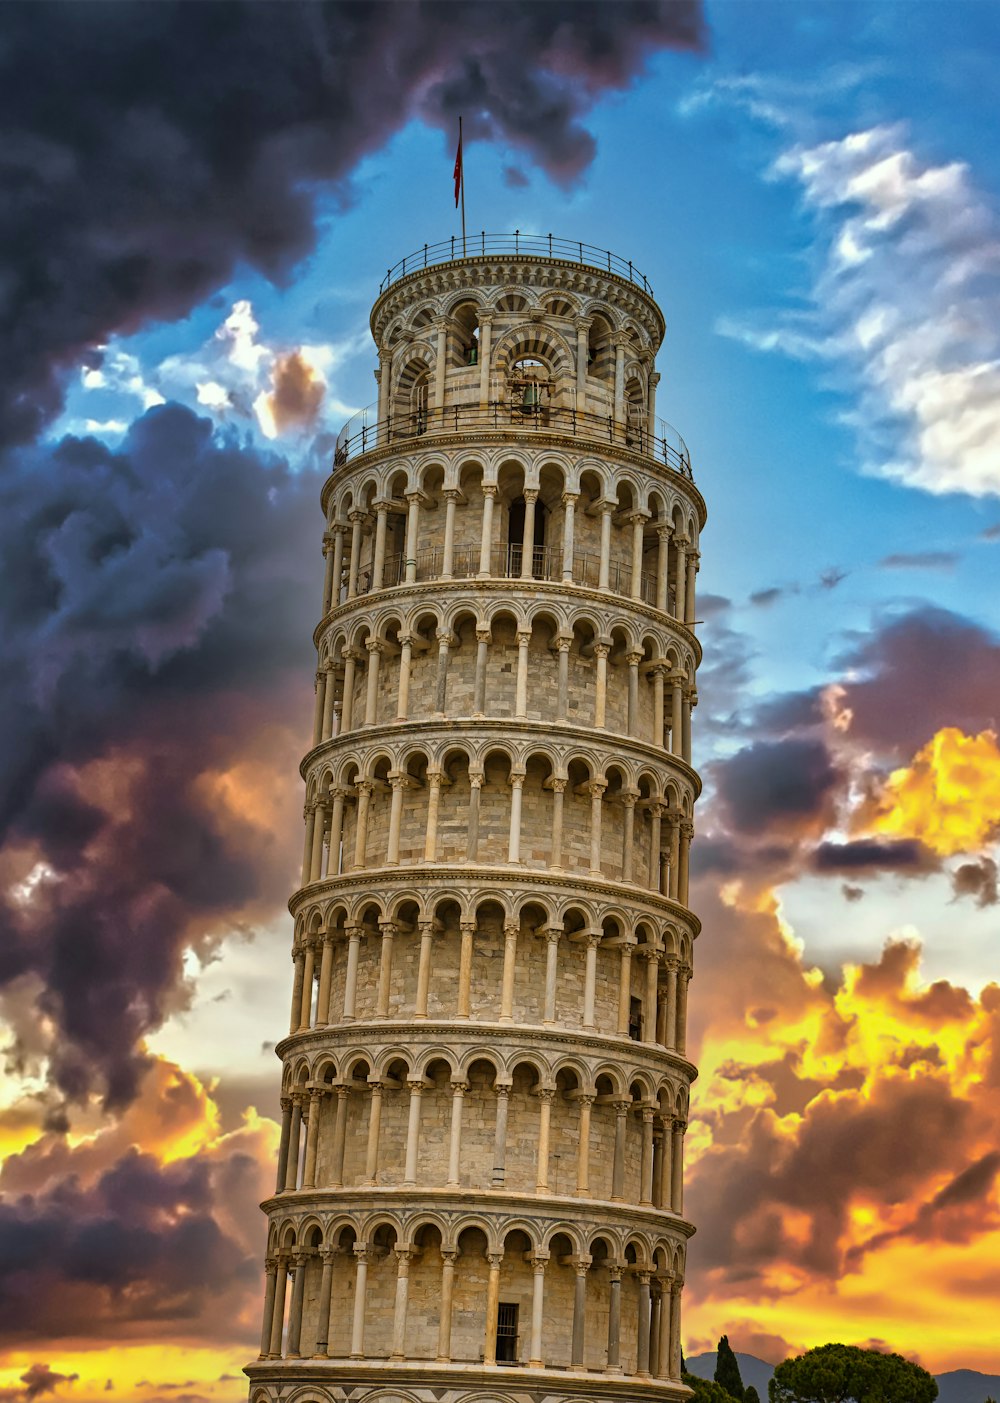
[[715, 1335, 745, 1403]]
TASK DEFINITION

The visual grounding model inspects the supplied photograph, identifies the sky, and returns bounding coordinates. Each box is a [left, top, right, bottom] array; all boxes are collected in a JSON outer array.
[[1, 2, 999, 1400]]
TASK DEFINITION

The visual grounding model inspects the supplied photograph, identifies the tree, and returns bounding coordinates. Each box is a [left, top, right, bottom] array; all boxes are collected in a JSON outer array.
[[685, 1372, 738, 1403], [746, 1387, 761, 1403], [716, 1335, 746, 1402], [769, 1344, 938, 1403]]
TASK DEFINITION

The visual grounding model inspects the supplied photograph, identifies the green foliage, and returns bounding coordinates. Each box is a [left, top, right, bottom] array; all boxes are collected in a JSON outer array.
[[769, 1344, 938, 1403], [746, 1387, 761, 1403], [685, 1371, 739, 1403], [716, 1334, 746, 1402]]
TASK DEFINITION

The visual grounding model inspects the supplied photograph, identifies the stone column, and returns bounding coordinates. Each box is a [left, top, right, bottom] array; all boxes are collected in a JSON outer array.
[[286, 1251, 308, 1357], [492, 1084, 510, 1185], [658, 1116, 673, 1210], [321, 532, 335, 616], [571, 1258, 590, 1367], [403, 1079, 424, 1185], [457, 922, 475, 1017], [650, 664, 666, 748], [478, 314, 493, 407], [328, 1085, 349, 1188], [330, 523, 346, 608], [309, 801, 327, 883], [313, 1248, 336, 1357], [665, 960, 679, 1048], [575, 316, 590, 410], [514, 629, 531, 717], [299, 943, 316, 1030], [321, 662, 337, 740], [550, 777, 566, 871], [478, 484, 497, 575], [350, 1247, 369, 1358], [617, 939, 634, 1036], [686, 549, 699, 625], [434, 629, 454, 715], [621, 791, 637, 883], [656, 1278, 672, 1380], [289, 953, 305, 1037], [648, 369, 660, 430], [679, 821, 693, 904], [312, 668, 326, 747], [268, 1255, 289, 1357], [441, 489, 460, 577], [647, 803, 664, 891], [371, 501, 390, 590], [670, 673, 684, 757], [423, 769, 443, 862], [483, 1252, 503, 1365], [583, 932, 600, 1027], [499, 921, 519, 1020], [466, 770, 483, 859], [606, 1264, 623, 1373], [347, 510, 364, 599], [588, 780, 606, 876], [614, 334, 626, 421], [535, 1086, 555, 1192], [284, 1097, 303, 1191], [300, 804, 316, 888], [363, 639, 383, 725], [376, 347, 391, 431], [396, 633, 413, 720], [404, 490, 422, 584], [543, 928, 560, 1024], [342, 927, 362, 1022], [640, 1105, 655, 1205], [594, 641, 610, 727], [576, 1094, 594, 1195], [678, 967, 691, 1056], [561, 491, 577, 580], [630, 512, 649, 599], [351, 782, 372, 870], [259, 1257, 279, 1357], [598, 503, 614, 590], [649, 1286, 661, 1378], [340, 648, 358, 733], [669, 1280, 683, 1379], [656, 526, 671, 612], [611, 1099, 630, 1201], [390, 1247, 414, 1359], [666, 810, 680, 899], [414, 918, 434, 1017], [528, 1253, 549, 1366], [520, 487, 538, 578], [375, 921, 396, 1016], [626, 650, 642, 735], [555, 635, 571, 719], [301, 1087, 323, 1188], [682, 689, 693, 763], [636, 1271, 652, 1376], [437, 1248, 459, 1360], [327, 788, 346, 881], [365, 1081, 383, 1183], [386, 776, 404, 866], [447, 1080, 467, 1186], [507, 773, 524, 864], [473, 628, 490, 714], [674, 536, 688, 620], [275, 1097, 292, 1193], [644, 950, 660, 1045], [316, 934, 334, 1026], [671, 1120, 685, 1213]]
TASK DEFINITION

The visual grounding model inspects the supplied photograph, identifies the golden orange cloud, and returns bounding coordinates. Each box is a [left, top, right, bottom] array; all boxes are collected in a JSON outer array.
[[862, 726, 1000, 856]]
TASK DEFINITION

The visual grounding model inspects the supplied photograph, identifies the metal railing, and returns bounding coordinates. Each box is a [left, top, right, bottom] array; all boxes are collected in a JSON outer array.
[[379, 232, 654, 296], [353, 545, 662, 606], [334, 400, 692, 478]]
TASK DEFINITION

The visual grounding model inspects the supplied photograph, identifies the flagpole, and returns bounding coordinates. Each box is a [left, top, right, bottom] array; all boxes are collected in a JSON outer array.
[[459, 115, 467, 256]]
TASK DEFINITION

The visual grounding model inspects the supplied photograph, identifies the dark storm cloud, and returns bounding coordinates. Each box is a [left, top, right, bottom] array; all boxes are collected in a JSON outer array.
[[0, 1145, 259, 1343], [712, 737, 842, 836], [811, 838, 940, 874], [845, 1151, 1000, 1267], [839, 606, 1000, 754], [952, 856, 999, 907], [0, 1363, 79, 1402], [0, 404, 317, 1108], [0, 0, 704, 444]]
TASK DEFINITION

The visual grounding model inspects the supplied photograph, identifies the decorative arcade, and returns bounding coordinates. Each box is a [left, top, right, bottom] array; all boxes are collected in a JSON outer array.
[[246, 234, 707, 1403]]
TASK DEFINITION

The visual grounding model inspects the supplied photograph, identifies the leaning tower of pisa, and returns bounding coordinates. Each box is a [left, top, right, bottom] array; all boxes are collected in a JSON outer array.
[[246, 234, 705, 1403]]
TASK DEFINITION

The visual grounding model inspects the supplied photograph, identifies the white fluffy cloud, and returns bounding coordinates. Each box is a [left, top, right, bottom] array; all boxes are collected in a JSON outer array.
[[731, 124, 1000, 497]]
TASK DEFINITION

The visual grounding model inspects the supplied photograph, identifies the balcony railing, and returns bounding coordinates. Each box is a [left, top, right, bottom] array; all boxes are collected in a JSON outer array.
[[379, 232, 654, 296], [354, 544, 662, 607], [334, 401, 692, 478]]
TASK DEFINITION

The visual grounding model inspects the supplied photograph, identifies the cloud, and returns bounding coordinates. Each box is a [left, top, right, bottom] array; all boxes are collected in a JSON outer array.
[[879, 551, 958, 570], [0, 404, 313, 1109], [952, 856, 998, 907], [0, 0, 703, 446], [256, 351, 326, 439], [811, 838, 940, 874], [711, 737, 842, 837]]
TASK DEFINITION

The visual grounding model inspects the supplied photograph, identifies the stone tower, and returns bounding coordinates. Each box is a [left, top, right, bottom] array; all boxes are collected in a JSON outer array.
[[246, 234, 705, 1403]]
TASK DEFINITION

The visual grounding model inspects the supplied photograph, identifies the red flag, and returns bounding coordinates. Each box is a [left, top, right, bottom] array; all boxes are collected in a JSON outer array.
[[453, 127, 463, 207]]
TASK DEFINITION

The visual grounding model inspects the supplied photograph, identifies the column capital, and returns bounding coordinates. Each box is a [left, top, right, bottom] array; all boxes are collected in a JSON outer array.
[[481, 482, 499, 499], [468, 769, 484, 790], [347, 507, 367, 525], [486, 1251, 505, 1270], [441, 1246, 460, 1263], [593, 641, 610, 660], [450, 1079, 470, 1094], [436, 628, 456, 646], [550, 775, 567, 793], [475, 626, 492, 644], [657, 523, 673, 541], [378, 918, 397, 935], [443, 486, 464, 503], [354, 1244, 372, 1263], [535, 1085, 557, 1104], [459, 919, 477, 933], [355, 779, 374, 799], [406, 1078, 425, 1095], [365, 637, 384, 655], [508, 771, 525, 790], [556, 632, 573, 652], [515, 629, 532, 647], [626, 649, 644, 666], [528, 1249, 551, 1267], [561, 490, 579, 507], [613, 1097, 632, 1116]]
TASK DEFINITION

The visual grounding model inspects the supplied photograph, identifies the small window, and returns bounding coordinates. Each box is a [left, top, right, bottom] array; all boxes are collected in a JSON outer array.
[[497, 1301, 519, 1363]]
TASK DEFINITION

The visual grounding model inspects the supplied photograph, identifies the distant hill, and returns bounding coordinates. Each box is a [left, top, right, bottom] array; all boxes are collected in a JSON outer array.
[[686, 1351, 1000, 1403]]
